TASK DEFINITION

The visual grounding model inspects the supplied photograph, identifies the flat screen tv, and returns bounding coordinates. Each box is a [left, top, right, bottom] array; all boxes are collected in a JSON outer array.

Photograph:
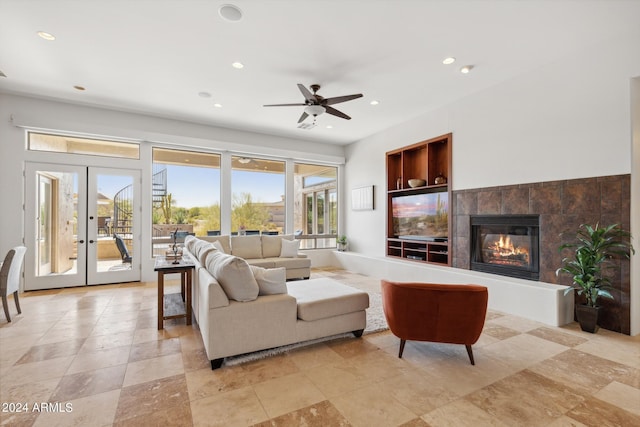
[[392, 192, 448, 240]]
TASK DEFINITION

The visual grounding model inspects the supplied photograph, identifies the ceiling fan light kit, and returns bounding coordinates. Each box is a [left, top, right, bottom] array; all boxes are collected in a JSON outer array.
[[304, 105, 326, 117], [264, 83, 363, 128]]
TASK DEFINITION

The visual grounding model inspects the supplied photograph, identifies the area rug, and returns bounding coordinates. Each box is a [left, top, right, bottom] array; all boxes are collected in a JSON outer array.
[[224, 278, 388, 367]]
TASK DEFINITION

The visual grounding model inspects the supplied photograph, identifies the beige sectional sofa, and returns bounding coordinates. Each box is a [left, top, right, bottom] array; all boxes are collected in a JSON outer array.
[[183, 235, 369, 369], [195, 234, 310, 280]]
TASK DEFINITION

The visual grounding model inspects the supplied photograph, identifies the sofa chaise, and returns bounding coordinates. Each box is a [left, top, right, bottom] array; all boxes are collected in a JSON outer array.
[[183, 235, 369, 369]]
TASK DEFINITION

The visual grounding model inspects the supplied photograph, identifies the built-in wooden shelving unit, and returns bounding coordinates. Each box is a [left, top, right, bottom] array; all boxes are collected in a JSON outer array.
[[386, 133, 452, 266]]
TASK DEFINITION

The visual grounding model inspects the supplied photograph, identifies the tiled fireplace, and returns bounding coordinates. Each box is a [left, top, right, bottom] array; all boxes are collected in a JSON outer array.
[[451, 174, 631, 334]]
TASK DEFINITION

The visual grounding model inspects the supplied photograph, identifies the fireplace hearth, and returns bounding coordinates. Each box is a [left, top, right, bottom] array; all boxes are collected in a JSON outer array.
[[470, 215, 539, 280]]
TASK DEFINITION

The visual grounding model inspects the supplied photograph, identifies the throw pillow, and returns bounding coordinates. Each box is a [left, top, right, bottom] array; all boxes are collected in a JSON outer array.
[[261, 234, 293, 258], [205, 251, 259, 302], [184, 235, 197, 252], [212, 240, 225, 253], [202, 235, 232, 254], [250, 265, 287, 295], [194, 241, 214, 262], [280, 238, 300, 258], [199, 246, 216, 266]]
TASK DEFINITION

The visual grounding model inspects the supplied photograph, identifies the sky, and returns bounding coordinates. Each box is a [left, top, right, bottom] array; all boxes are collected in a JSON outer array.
[[97, 166, 284, 209], [96, 175, 133, 199]]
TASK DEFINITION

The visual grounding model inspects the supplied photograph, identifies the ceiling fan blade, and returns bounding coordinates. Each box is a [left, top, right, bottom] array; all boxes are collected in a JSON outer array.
[[263, 103, 306, 107], [325, 106, 351, 120], [297, 112, 309, 123], [297, 84, 316, 103], [323, 93, 363, 106]]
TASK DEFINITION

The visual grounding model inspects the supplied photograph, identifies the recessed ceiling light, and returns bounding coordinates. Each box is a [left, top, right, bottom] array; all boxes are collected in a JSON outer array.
[[37, 31, 56, 41], [232, 62, 244, 69], [442, 57, 456, 65], [219, 4, 243, 22], [370, 100, 379, 105], [198, 91, 212, 98], [460, 65, 474, 74], [73, 85, 86, 91], [213, 103, 222, 108], [326, 125, 333, 129]]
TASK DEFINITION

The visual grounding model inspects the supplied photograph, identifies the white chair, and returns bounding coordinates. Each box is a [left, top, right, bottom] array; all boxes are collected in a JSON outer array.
[[1, 246, 27, 322]]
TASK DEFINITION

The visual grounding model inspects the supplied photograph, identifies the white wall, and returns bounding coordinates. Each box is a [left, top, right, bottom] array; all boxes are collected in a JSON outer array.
[[343, 31, 639, 331], [0, 94, 345, 282]]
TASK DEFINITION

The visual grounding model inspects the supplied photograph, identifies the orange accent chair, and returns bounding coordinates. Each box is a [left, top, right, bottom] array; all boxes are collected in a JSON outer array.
[[381, 280, 488, 365]]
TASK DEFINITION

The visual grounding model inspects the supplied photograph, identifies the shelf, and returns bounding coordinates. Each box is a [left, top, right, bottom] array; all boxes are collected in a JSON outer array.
[[386, 133, 452, 267], [163, 293, 186, 319], [385, 237, 450, 266], [387, 183, 448, 195]]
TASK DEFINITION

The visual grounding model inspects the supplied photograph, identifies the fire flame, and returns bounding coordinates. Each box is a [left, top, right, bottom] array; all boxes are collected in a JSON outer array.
[[488, 235, 529, 262]]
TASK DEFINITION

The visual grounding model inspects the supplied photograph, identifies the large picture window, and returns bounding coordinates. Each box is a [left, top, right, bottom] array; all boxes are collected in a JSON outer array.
[[152, 148, 220, 255], [294, 163, 338, 249], [231, 156, 285, 234], [149, 152, 336, 252]]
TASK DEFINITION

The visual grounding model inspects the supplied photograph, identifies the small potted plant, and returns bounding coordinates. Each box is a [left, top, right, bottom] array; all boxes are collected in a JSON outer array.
[[337, 235, 348, 252], [556, 223, 634, 333]]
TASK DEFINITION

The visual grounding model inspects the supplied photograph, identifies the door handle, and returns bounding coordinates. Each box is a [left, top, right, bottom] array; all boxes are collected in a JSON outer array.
[[79, 240, 85, 244], [89, 240, 95, 244]]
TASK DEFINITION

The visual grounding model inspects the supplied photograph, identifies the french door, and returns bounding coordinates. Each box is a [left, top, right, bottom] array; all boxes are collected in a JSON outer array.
[[25, 163, 141, 290]]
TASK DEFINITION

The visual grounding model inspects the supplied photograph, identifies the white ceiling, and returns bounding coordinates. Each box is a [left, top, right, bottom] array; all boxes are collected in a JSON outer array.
[[1, 0, 639, 145]]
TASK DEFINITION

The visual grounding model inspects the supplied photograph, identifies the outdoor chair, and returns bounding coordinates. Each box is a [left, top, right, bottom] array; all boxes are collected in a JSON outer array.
[[171, 231, 195, 243], [1, 246, 27, 322], [97, 216, 111, 235], [113, 234, 132, 263]]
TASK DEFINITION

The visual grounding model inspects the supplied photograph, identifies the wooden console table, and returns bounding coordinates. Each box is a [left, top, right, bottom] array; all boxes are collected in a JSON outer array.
[[154, 255, 195, 330]]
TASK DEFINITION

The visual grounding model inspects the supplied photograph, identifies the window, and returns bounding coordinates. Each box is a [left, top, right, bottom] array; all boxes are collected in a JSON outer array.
[[294, 163, 338, 249], [231, 156, 285, 234], [152, 148, 220, 256], [29, 132, 139, 159]]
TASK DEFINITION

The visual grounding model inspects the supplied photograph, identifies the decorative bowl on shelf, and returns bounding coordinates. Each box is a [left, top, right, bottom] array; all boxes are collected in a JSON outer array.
[[407, 179, 426, 188]]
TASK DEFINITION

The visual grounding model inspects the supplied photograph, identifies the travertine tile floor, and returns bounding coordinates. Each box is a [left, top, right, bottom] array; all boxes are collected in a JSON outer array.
[[1, 267, 639, 426]]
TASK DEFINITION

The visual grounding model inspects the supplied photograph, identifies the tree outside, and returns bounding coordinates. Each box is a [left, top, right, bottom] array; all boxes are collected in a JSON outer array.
[[231, 192, 273, 232], [152, 192, 277, 235]]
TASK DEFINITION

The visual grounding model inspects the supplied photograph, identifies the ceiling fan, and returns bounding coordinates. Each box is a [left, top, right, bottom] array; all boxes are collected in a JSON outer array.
[[264, 84, 363, 124]]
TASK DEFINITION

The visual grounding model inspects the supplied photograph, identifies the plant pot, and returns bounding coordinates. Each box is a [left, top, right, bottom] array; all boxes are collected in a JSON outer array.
[[575, 304, 600, 333], [337, 242, 348, 252]]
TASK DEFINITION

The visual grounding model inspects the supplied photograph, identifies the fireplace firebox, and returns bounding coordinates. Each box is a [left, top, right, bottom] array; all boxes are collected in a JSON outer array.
[[470, 215, 539, 280]]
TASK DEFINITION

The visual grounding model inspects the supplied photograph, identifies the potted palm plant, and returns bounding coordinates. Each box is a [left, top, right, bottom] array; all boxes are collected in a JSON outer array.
[[556, 223, 634, 333]]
